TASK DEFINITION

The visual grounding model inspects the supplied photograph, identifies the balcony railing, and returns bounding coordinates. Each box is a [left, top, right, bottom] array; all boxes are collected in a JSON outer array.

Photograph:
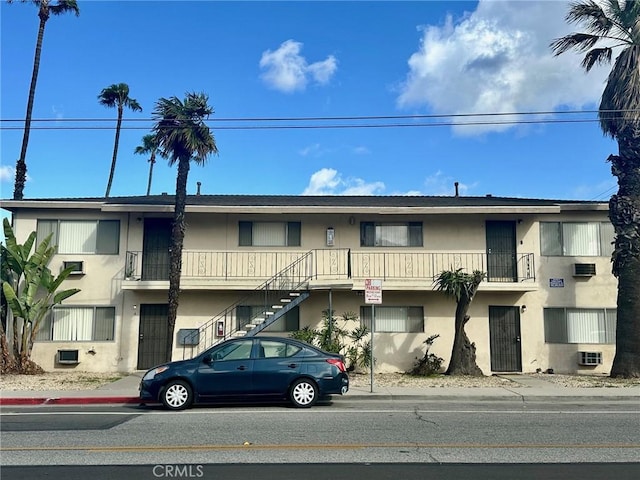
[[125, 249, 535, 283]]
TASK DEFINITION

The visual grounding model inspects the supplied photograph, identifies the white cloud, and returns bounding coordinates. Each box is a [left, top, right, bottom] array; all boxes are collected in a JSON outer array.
[[352, 146, 371, 155], [302, 168, 385, 195], [260, 40, 338, 93], [397, 0, 610, 135], [1, 165, 14, 182]]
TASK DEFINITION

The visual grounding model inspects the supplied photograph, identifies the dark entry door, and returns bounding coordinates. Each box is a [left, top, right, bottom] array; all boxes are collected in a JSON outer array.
[[486, 221, 517, 282], [142, 218, 171, 281], [489, 306, 522, 372], [137, 304, 170, 370]]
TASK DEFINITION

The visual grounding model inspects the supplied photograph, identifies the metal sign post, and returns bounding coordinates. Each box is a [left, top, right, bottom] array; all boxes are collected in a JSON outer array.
[[364, 279, 382, 393]]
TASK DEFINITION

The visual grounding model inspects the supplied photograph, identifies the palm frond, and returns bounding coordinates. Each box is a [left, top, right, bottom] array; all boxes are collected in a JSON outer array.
[[49, 0, 80, 16], [582, 46, 613, 70], [550, 33, 600, 55], [566, 0, 613, 35], [599, 45, 640, 136]]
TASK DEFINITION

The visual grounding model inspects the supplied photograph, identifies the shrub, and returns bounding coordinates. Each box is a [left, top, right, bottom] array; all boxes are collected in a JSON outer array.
[[408, 334, 444, 376]]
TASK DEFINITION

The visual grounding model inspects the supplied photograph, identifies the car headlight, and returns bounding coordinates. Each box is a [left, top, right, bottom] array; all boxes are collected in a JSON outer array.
[[142, 365, 169, 381]]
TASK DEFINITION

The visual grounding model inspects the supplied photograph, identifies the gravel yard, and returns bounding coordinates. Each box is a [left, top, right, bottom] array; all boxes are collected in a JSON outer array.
[[1, 370, 638, 391]]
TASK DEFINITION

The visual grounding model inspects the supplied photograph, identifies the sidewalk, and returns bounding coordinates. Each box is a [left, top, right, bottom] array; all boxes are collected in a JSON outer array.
[[1, 373, 639, 406]]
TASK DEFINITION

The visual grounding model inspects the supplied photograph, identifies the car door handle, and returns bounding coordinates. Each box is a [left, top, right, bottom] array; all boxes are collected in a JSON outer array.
[[237, 365, 247, 371], [287, 363, 298, 369]]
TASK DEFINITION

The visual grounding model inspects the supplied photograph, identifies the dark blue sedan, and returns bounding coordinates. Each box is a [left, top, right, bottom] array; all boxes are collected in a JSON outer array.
[[139, 336, 349, 410]]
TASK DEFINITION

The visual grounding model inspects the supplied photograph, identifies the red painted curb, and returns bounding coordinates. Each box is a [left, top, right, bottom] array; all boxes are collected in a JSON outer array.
[[0, 396, 140, 406]]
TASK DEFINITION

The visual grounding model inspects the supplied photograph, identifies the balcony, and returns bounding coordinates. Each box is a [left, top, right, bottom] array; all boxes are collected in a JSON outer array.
[[123, 249, 536, 291]]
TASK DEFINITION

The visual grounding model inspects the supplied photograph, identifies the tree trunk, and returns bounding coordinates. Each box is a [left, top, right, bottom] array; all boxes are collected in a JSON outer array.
[[105, 105, 123, 198], [609, 130, 640, 378], [146, 152, 155, 196], [14, 13, 48, 200], [446, 294, 483, 376], [166, 158, 191, 361]]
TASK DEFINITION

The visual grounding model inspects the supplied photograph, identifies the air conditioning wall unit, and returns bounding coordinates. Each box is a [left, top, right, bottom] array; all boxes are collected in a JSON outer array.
[[578, 351, 602, 366], [63, 260, 85, 275], [56, 349, 79, 364], [573, 263, 596, 277]]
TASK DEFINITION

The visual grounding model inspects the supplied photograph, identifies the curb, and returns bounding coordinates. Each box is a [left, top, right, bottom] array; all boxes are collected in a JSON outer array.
[[0, 396, 141, 406]]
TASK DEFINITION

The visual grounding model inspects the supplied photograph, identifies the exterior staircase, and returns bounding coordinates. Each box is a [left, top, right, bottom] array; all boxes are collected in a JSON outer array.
[[181, 251, 314, 359]]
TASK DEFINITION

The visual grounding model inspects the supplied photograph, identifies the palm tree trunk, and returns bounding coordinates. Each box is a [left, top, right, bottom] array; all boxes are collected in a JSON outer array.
[[446, 296, 483, 376], [609, 131, 640, 378], [14, 15, 48, 200], [105, 106, 123, 198], [146, 152, 155, 196], [166, 157, 191, 361]]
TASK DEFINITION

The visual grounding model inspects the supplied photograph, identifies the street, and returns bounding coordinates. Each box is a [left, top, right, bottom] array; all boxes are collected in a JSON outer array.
[[1, 399, 639, 479]]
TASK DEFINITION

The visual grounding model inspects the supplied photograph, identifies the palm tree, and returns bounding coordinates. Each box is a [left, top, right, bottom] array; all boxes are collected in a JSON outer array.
[[551, 0, 640, 378], [152, 92, 218, 360], [98, 83, 142, 198], [134, 133, 164, 196], [9, 0, 80, 200], [434, 268, 485, 376]]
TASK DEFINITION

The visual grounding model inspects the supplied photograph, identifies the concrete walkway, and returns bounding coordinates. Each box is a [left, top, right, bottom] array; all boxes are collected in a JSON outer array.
[[1, 373, 639, 406]]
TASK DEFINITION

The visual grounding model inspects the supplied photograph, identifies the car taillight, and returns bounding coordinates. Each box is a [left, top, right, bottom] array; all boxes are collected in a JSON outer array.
[[326, 358, 346, 372]]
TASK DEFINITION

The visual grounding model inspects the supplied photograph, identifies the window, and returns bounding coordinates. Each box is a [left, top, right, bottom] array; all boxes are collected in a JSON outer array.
[[239, 221, 301, 246], [37, 219, 120, 254], [360, 306, 424, 333], [544, 308, 616, 344], [211, 339, 253, 361], [36, 307, 115, 341], [257, 339, 302, 358], [360, 222, 422, 247], [236, 305, 299, 332], [540, 222, 613, 256]]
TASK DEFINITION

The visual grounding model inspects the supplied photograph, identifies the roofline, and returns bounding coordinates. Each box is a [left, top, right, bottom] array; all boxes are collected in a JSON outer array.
[[0, 195, 609, 215]]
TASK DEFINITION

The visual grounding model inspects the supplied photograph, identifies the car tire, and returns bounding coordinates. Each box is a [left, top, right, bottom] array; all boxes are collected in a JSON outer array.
[[161, 380, 193, 410], [289, 378, 318, 408]]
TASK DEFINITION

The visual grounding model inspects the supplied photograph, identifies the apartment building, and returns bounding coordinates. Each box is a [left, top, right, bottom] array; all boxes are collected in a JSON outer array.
[[0, 194, 617, 375]]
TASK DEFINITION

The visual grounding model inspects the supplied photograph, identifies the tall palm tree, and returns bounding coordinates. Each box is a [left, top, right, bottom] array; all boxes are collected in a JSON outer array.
[[152, 92, 218, 360], [134, 133, 164, 196], [98, 83, 142, 198], [551, 0, 640, 378], [434, 268, 485, 376], [9, 0, 80, 200]]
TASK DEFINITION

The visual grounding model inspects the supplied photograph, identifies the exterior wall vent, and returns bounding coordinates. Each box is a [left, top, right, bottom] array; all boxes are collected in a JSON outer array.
[[578, 351, 602, 366], [573, 263, 596, 276], [57, 349, 79, 364]]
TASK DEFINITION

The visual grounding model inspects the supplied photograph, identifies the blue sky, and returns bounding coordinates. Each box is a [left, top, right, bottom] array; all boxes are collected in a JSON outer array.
[[0, 0, 620, 201]]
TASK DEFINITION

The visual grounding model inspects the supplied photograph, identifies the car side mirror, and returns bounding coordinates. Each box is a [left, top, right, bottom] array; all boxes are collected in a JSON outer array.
[[203, 355, 213, 364]]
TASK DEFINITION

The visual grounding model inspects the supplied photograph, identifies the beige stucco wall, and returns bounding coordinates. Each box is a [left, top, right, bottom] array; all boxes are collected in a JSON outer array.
[[5, 206, 617, 375]]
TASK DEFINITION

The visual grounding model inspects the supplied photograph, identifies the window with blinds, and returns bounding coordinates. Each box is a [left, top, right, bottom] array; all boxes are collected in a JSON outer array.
[[543, 308, 616, 344], [360, 222, 423, 247], [360, 306, 424, 333], [36, 219, 120, 254], [540, 222, 614, 257], [36, 306, 115, 342], [238, 221, 301, 247]]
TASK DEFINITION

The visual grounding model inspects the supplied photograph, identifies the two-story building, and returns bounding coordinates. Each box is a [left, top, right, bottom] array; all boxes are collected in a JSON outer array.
[[0, 193, 617, 375]]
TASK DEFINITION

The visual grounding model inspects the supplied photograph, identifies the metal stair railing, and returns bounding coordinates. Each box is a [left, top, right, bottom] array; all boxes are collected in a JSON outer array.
[[181, 250, 315, 359]]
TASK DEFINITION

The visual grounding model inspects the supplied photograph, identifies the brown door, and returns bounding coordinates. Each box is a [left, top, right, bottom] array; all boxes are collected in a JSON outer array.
[[137, 304, 169, 370], [486, 221, 517, 282], [489, 306, 522, 372]]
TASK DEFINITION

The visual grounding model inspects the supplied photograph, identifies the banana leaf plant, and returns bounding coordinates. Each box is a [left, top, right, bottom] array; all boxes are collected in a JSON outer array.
[[1, 218, 80, 372]]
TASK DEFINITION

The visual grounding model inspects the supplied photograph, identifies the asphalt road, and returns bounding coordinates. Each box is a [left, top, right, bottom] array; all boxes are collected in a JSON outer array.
[[1, 399, 639, 476]]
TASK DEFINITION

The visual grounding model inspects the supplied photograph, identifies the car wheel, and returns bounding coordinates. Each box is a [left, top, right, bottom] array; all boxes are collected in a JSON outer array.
[[161, 380, 193, 410], [289, 378, 318, 408]]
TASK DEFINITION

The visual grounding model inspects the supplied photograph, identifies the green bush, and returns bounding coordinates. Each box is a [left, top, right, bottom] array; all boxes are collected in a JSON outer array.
[[290, 310, 370, 371]]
